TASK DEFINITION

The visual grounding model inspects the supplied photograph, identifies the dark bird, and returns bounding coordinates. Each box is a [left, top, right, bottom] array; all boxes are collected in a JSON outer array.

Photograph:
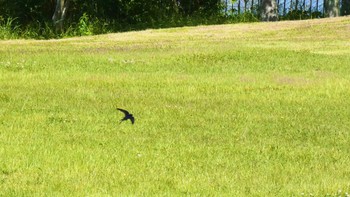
[[117, 108, 135, 124]]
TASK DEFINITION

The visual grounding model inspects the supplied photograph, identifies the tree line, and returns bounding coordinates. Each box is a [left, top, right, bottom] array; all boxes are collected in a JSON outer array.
[[0, 0, 224, 37], [0, 0, 349, 39], [262, 0, 350, 20]]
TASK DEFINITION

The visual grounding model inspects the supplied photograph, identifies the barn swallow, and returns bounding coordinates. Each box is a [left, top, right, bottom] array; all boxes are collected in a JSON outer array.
[[117, 108, 135, 124]]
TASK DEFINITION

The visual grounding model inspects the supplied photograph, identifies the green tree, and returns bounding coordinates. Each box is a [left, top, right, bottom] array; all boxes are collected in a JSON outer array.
[[0, 0, 54, 25], [341, 0, 350, 15], [0, 0, 226, 38]]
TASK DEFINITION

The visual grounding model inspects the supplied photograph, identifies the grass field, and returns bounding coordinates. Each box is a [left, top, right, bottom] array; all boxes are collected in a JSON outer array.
[[1, 16, 350, 196]]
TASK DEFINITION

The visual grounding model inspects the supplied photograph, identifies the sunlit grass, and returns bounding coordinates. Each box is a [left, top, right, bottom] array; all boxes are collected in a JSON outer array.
[[0, 17, 350, 196]]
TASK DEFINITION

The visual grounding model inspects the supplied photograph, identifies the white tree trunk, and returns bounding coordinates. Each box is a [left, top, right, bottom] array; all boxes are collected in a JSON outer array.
[[261, 0, 279, 21], [52, 0, 70, 32], [325, 0, 339, 17]]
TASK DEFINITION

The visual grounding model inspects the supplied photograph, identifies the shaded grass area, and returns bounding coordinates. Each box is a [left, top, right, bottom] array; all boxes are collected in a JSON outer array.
[[0, 17, 350, 196]]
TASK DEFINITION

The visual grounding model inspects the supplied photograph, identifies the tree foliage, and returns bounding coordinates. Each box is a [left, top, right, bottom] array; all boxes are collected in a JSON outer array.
[[0, 0, 224, 33], [0, 0, 54, 25], [341, 0, 350, 15], [2, 0, 347, 38]]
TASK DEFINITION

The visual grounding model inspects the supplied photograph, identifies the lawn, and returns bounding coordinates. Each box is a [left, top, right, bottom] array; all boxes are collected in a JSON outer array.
[[1, 16, 350, 196]]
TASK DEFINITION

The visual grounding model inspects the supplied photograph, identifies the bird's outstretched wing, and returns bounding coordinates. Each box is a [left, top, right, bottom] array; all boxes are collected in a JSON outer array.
[[130, 116, 135, 124], [117, 108, 130, 115]]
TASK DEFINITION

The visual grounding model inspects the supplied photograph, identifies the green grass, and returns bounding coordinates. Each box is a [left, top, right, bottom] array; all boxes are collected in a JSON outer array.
[[1, 17, 350, 196]]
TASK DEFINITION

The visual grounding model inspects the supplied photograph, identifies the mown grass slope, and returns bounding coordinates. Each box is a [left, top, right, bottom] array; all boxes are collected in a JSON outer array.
[[1, 16, 350, 196]]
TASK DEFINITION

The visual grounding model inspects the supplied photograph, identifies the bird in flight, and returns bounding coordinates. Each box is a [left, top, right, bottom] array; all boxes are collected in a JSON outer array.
[[117, 108, 135, 124]]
